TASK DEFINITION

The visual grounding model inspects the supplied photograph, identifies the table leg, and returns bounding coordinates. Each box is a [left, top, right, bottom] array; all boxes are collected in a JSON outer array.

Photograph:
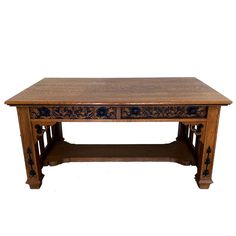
[[17, 107, 44, 189], [195, 106, 221, 189]]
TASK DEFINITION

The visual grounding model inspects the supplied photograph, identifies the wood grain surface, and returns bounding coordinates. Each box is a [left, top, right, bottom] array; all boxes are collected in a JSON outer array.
[[5, 77, 232, 105], [44, 140, 195, 166]]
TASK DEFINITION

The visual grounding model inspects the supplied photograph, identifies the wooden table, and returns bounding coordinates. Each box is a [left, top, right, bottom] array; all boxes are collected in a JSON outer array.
[[5, 78, 231, 189]]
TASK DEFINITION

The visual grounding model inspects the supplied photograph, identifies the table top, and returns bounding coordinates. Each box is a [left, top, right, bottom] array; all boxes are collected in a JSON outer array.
[[5, 77, 231, 106]]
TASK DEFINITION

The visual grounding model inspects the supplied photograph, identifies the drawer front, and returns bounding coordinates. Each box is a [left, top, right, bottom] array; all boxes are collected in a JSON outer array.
[[30, 106, 117, 119], [121, 106, 208, 119], [30, 105, 207, 120]]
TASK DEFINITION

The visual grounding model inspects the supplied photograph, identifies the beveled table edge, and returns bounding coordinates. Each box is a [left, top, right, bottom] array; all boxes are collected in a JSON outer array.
[[4, 77, 233, 106]]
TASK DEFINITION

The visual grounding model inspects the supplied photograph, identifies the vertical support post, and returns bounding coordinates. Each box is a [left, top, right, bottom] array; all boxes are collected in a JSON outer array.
[[189, 128, 194, 145], [195, 106, 221, 189], [177, 122, 188, 141], [37, 125, 45, 155], [46, 125, 52, 144], [52, 122, 64, 141], [195, 124, 204, 164], [17, 107, 44, 189]]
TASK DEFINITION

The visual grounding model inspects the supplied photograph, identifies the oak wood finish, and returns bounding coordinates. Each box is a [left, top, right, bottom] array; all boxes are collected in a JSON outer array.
[[195, 106, 221, 189], [17, 107, 44, 189], [5, 78, 231, 105], [44, 140, 195, 166], [5, 78, 231, 189]]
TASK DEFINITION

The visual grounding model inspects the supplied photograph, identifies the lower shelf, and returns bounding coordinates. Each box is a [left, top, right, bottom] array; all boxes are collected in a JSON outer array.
[[43, 140, 196, 166]]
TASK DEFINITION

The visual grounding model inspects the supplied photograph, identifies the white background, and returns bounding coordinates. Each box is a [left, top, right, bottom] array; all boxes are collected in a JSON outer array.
[[0, 0, 235, 235]]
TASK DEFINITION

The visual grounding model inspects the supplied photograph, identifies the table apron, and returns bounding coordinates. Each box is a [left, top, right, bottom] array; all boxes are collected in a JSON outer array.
[[29, 105, 208, 121]]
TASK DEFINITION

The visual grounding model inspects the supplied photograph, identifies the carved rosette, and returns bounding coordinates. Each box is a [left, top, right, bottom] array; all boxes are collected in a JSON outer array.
[[30, 106, 117, 119], [121, 106, 207, 119], [30, 105, 207, 119]]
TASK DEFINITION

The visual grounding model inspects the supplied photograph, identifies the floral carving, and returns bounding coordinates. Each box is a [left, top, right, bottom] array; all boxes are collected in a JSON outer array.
[[30, 106, 117, 119], [30, 105, 207, 119], [121, 106, 207, 119], [27, 147, 36, 177]]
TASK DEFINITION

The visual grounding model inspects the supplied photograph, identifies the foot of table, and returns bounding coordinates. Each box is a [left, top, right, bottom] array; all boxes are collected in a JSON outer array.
[[26, 176, 44, 189], [195, 175, 213, 189]]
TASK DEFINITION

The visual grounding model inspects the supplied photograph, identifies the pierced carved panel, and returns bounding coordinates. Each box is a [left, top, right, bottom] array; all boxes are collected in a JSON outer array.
[[121, 106, 207, 119], [30, 106, 117, 119], [203, 146, 212, 177], [27, 147, 36, 177]]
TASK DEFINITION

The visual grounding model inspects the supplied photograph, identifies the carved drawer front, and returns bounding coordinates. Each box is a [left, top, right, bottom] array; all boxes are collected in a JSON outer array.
[[121, 106, 208, 119], [30, 106, 117, 119]]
